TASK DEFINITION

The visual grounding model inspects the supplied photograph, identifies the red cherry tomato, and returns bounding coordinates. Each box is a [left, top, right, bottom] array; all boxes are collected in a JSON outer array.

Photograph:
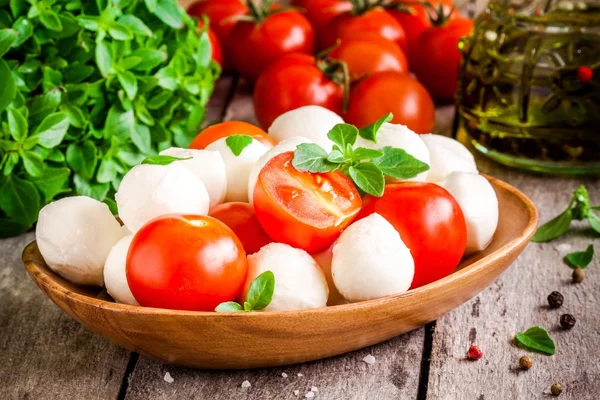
[[291, 0, 352, 47], [126, 214, 248, 311], [253, 54, 344, 128], [357, 183, 467, 289], [253, 152, 362, 253], [209, 202, 272, 255], [322, 8, 408, 55], [412, 18, 474, 101], [345, 71, 435, 134], [329, 37, 408, 81], [189, 121, 276, 149], [227, 10, 316, 82], [388, 0, 457, 61], [187, 0, 247, 42]]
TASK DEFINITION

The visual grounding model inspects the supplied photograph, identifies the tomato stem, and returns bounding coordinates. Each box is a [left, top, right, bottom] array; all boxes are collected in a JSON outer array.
[[315, 40, 351, 113]]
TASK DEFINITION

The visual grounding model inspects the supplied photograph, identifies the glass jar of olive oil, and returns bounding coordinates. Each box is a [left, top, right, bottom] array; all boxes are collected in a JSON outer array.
[[455, 0, 600, 174]]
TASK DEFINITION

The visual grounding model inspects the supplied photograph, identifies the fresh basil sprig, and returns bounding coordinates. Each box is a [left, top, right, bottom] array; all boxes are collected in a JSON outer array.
[[514, 326, 555, 355], [292, 114, 429, 197], [564, 244, 595, 269], [225, 135, 253, 156], [215, 271, 275, 313], [532, 185, 600, 242]]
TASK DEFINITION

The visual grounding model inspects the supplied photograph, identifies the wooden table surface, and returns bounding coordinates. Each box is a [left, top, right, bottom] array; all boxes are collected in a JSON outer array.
[[2, 76, 599, 400]]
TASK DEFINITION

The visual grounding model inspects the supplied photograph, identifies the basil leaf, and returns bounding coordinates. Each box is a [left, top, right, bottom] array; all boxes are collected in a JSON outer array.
[[155, 66, 177, 90], [73, 174, 109, 201], [215, 302, 243, 313], [293, 143, 338, 173], [131, 48, 167, 71], [118, 15, 152, 37], [33, 112, 70, 148], [372, 146, 430, 179], [0, 174, 40, 226], [155, 0, 183, 29], [119, 56, 142, 70], [0, 217, 30, 239], [327, 123, 358, 153], [532, 209, 573, 243], [587, 211, 600, 235], [40, 10, 63, 31], [117, 71, 137, 100], [564, 244, 594, 269], [0, 28, 17, 57], [95, 40, 112, 77], [97, 158, 119, 183], [147, 91, 173, 110], [225, 135, 253, 156], [141, 155, 191, 166], [67, 141, 97, 180], [0, 59, 16, 113], [131, 124, 152, 155], [144, 0, 157, 12], [358, 113, 393, 143], [77, 16, 99, 31], [104, 106, 135, 141], [29, 88, 61, 125], [21, 150, 45, 177], [11, 17, 32, 47], [349, 162, 384, 197], [514, 327, 555, 355], [327, 150, 346, 163], [30, 167, 70, 202], [353, 147, 383, 161], [244, 271, 275, 311], [7, 107, 27, 142], [108, 22, 132, 41]]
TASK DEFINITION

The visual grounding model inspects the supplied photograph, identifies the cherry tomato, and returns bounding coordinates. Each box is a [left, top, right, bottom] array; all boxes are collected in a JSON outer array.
[[357, 183, 467, 289], [209, 202, 272, 255], [227, 10, 315, 82], [291, 0, 352, 47], [345, 71, 435, 134], [388, 0, 457, 61], [253, 152, 361, 253], [322, 8, 408, 55], [189, 121, 276, 150], [412, 18, 474, 101], [253, 54, 344, 128], [329, 37, 408, 81], [126, 214, 248, 311], [187, 0, 247, 42]]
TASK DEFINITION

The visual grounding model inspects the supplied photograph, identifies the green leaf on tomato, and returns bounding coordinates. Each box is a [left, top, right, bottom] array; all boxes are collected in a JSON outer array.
[[358, 112, 393, 143], [292, 143, 337, 173], [244, 270, 275, 311], [349, 162, 384, 197], [327, 123, 358, 154], [225, 134, 253, 157]]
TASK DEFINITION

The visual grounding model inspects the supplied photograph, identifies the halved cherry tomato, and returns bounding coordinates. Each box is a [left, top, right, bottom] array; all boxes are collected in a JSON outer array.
[[126, 214, 248, 311], [322, 8, 408, 55], [291, 0, 353, 47], [345, 71, 435, 134], [189, 121, 276, 150], [187, 0, 247, 42], [329, 37, 408, 81], [357, 183, 467, 289], [209, 202, 272, 255], [253, 152, 361, 253], [253, 54, 344, 128]]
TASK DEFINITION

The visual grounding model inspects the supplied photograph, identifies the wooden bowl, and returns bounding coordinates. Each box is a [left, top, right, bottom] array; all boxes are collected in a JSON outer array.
[[22, 175, 537, 369]]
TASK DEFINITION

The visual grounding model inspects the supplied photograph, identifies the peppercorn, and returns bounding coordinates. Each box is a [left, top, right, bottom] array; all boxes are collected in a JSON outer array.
[[467, 345, 483, 360], [572, 268, 585, 283], [551, 383, 563, 396], [519, 355, 532, 370], [560, 314, 576, 329], [547, 291, 564, 308]]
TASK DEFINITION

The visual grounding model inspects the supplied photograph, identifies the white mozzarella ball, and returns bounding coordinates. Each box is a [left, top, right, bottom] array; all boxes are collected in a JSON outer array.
[[438, 172, 499, 255], [332, 214, 414, 302], [36, 196, 125, 287], [242, 243, 329, 311], [312, 247, 348, 306], [421, 134, 478, 183], [159, 147, 227, 208], [354, 123, 430, 182], [268, 105, 343, 151], [104, 234, 138, 305], [205, 137, 268, 202], [247, 137, 314, 205], [115, 163, 210, 232]]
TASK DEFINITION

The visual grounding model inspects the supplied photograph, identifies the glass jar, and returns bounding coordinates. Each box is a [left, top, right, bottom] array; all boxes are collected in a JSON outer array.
[[455, 0, 600, 174]]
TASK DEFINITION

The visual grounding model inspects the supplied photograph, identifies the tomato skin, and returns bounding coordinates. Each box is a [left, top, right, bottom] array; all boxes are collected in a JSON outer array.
[[412, 18, 474, 101], [208, 202, 272, 255], [126, 214, 248, 311], [253, 152, 362, 253], [253, 54, 344, 128], [227, 10, 316, 82], [357, 183, 467, 289], [329, 37, 408, 80], [322, 8, 408, 55], [187, 0, 247, 42], [291, 0, 352, 47], [189, 121, 276, 149], [345, 71, 435, 134]]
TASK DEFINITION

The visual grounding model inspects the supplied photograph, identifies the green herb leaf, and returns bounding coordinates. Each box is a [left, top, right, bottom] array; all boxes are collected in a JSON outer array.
[[564, 244, 595, 269], [131, 124, 152, 155], [40, 10, 63, 31], [144, 0, 157, 12], [225, 135, 253, 156], [244, 271, 275, 311], [11, 17, 32, 47], [117, 71, 137, 100], [118, 15, 152, 37], [0, 28, 17, 57], [327, 150, 346, 163], [31, 167, 70, 202], [514, 327, 555, 355], [95, 40, 112, 77], [104, 107, 135, 141], [0, 59, 16, 113], [373, 146, 430, 179], [0, 174, 40, 226], [215, 302, 243, 313], [292, 143, 338, 173], [21, 151, 45, 177], [353, 148, 383, 161], [7, 107, 27, 142], [358, 113, 393, 143], [587, 211, 600, 235], [33, 112, 70, 148], [327, 123, 358, 153], [155, 0, 184, 29], [131, 48, 167, 71], [141, 155, 191, 166], [349, 162, 384, 197], [97, 158, 119, 183], [108, 22, 133, 41], [67, 141, 97, 181], [532, 209, 573, 243]]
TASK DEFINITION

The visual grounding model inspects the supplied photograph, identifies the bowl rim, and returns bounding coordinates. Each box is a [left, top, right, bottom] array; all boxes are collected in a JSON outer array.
[[22, 174, 538, 319]]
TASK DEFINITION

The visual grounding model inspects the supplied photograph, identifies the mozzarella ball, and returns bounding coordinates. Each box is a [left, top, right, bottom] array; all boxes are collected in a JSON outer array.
[[115, 163, 210, 232], [438, 172, 499, 255], [312, 247, 348, 306], [354, 123, 430, 182], [247, 137, 314, 205], [268, 105, 343, 151], [332, 214, 414, 302], [242, 243, 329, 311], [104, 234, 138, 305], [421, 134, 477, 183], [36, 196, 125, 287], [205, 137, 268, 202], [159, 147, 227, 207]]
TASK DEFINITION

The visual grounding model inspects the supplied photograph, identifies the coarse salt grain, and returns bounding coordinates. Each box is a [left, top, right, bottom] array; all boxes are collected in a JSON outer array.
[[555, 243, 572, 253], [282, 372, 288, 378], [241, 380, 251, 388], [164, 372, 174, 383], [294, 390, 300, 396], [311, 386, 318, 392], [363, 354, 376, 365], [297, 373, 304, 377], [305, 391, 315, 398]]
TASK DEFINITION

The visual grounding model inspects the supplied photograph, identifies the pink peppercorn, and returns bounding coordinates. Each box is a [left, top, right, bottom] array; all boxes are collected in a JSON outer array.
[[467, 345, 483, 360]]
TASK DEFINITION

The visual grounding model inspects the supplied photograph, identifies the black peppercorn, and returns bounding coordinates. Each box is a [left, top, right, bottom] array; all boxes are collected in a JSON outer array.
[[551, 383, 563, 396], [572, 268, 585, 283], [560, 314, 576, 329], [547, 291, 564, 308]]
